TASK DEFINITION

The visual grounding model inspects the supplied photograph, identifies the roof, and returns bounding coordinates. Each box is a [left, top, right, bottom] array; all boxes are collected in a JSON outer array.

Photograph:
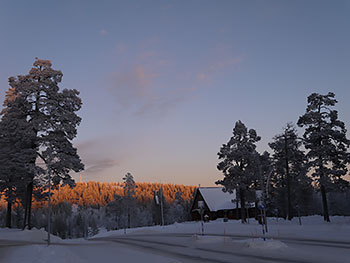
[[198, 187, 238, 211]]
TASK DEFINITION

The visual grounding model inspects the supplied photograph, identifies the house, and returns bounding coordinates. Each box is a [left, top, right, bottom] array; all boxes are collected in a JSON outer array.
[[191, 187, 256, 220]]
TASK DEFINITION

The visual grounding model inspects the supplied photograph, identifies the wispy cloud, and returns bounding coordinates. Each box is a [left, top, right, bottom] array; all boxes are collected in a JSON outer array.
[[107, 39, 242, 117], [108, 62, 195, 118], [109, 64, 157, 107], [197, 57, 242, 81], [76, 139, 121, 176], [85, 158, 119, 174], [113, 43, 127, 54]]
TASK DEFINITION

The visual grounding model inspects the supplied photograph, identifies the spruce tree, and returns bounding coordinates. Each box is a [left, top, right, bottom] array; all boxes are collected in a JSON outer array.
[[216, 120, 261, 223], [123, 172, 135, 228], [297, 92, 350, 222]]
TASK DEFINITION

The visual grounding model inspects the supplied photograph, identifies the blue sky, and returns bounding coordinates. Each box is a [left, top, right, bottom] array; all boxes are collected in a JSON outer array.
[[0, 0, 349, 186]]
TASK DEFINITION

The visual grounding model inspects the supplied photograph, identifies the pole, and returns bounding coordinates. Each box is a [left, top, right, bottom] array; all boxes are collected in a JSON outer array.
[[47, 167, 51, 246], [263, 208, 268, 233], [260, 209, 266, 241], [200, 208, 204, 235], [258, 162, 268, 233]]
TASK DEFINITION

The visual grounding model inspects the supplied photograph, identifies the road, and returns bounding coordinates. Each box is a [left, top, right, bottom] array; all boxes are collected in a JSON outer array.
[[0, 232, 349, 263], [91, 232, 350, 263]]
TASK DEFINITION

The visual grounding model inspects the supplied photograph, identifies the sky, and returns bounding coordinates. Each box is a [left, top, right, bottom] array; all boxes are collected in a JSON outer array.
[[0, 0, 349, 186]]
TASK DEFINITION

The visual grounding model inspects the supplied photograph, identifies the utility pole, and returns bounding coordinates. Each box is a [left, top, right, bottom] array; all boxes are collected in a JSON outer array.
[[159, 186, 164, 226]]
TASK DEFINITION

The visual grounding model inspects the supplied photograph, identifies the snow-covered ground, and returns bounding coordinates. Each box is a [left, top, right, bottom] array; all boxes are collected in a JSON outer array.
[[1, 216, 349, 263], [94, 215, 350, 242]]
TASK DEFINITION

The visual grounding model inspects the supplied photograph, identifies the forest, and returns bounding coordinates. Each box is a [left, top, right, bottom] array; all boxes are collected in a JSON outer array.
[[0, 180, 196, 239]]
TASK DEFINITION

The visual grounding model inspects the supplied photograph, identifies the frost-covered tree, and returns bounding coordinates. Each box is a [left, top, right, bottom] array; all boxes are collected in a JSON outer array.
[[166, 191, 187, 224], [0, 88, 36, 228], [2, 58, 84, 228], [216, 120, 261, 223], [298, 92, 350, 222], [123, 172, 135, 228], [269, 123, 312, 219]]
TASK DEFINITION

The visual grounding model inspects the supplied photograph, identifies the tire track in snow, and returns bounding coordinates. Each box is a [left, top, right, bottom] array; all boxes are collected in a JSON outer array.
[[105, 237, 313, 263]]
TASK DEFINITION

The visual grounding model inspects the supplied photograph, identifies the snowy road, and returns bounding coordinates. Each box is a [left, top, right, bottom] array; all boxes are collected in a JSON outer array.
[[91, 233, 350, 263], [0, 233, 349, 263]]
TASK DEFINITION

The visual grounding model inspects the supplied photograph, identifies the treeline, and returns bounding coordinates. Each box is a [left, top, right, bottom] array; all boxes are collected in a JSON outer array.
[[0, 181, 196, 209], [0, 179, 196, 239]]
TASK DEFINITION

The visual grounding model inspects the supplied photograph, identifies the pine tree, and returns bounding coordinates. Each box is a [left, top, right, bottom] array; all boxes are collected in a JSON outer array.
[[269, 123, 311, 220], [297, 92, 350, 222], [216, 120, 261, 223], [3, 58, 84, 228]]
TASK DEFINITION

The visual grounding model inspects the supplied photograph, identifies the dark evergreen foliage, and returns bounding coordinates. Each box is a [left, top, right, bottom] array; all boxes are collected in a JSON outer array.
[[298, 92, 350, 222]]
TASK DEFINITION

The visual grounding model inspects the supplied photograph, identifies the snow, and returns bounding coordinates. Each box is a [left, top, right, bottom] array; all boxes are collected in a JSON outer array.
[[1, 216, 350, 263], [93, 215, 350, 243], [198, 187, 238, 211], [0, 228, 62, 243], [192, 235, 288, 250], [2, 245, 85, 263], [243, 239, 288, 250]]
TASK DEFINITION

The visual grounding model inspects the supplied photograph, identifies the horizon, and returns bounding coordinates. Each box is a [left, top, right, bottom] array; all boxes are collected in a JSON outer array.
[[1, 0, 349, 186]]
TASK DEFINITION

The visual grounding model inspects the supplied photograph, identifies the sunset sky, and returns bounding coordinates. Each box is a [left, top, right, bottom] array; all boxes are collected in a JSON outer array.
[[0, 0, 349, 186]]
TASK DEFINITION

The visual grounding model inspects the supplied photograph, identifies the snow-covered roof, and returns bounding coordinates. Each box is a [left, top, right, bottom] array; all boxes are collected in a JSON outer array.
[[199, 187, 237, 211]]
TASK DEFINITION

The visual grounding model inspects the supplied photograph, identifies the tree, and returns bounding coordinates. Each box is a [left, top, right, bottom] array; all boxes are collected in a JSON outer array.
[[123, 172, 135, 228], [297, 92, 350, 222], [216, 120, 261, 223], [3, 58, 84, 228], [269, 123, 311, 220], [0, 87, 37, 228]]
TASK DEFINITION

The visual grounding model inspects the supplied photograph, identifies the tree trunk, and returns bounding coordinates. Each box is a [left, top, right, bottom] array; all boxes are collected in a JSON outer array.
[[23, 184, 29, 230], [27, 181, 33, 229], [284, 135, 292, 220], [23, 181, 33, 230], [240, 188, 246, 223], [320, 184, 330, 222], [6, 201, 12, 228], [127, 207, 131, 228]]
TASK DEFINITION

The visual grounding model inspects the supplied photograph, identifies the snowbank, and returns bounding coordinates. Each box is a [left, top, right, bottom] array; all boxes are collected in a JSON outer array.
[[0, 228, 62, 243]]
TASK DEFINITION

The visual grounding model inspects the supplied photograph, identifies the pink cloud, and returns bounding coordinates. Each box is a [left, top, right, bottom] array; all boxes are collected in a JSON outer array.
[[197, 56, 242, 82], [114, 43, 128, 54], [109, 64, 157, 107], [197, 73, 208, 80]]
